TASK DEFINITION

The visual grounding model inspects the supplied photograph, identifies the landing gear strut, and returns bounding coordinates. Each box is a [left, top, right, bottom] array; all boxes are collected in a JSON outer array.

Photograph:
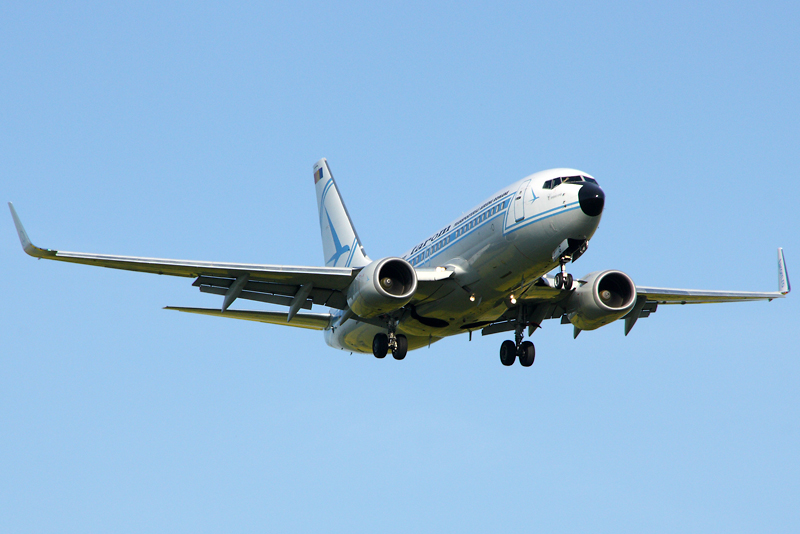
[[554, 255, 574, 291], [499, 314, 536, 367], [372, 319, 408, 360]]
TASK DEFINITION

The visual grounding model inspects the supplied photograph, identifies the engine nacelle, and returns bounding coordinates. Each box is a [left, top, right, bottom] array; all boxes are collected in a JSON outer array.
[[346, 257, 418, 318], [566, 270, 637, 330]]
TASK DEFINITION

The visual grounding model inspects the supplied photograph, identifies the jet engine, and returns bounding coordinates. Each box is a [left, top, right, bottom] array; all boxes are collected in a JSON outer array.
[[566, 270, 637, 330], [346, 257, 418, 317]]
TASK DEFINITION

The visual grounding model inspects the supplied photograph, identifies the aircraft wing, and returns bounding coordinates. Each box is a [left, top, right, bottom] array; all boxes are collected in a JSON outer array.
[[633, 286, 786, 304], [9, 202, 356, 312], [483, 248, 790, 337], [164, 307, 333, 330], [622, 248, 790, 331]]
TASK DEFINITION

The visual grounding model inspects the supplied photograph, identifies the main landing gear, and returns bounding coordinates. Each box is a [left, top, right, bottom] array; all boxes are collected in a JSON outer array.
[[499, 324, 535, 367], [499, 245, 584, 367], [372, 321, 408, 360]]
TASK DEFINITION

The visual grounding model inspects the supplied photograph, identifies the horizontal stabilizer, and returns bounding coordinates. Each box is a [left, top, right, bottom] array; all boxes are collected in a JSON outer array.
[[165, 307, 331, 330]]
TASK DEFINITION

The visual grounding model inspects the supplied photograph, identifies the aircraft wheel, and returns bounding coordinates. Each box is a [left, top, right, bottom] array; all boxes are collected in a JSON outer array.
[[372, 333, 388, 359], [393, 335, 408, 360], [554, 272, 563, 289], [565, 273, 574, 290], [500, 340, 516, 366], [518, 341, 535, 367]]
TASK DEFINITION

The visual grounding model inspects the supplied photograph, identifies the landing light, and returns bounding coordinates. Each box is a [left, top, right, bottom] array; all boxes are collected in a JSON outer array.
[[469, 295, 476, 302], [510, 294, 517, 305]]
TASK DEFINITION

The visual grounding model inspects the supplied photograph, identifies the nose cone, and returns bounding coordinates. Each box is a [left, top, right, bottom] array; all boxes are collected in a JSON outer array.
[[579, 183, 605, 217]]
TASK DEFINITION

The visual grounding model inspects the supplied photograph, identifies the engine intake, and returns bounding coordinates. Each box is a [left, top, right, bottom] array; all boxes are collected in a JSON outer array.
[[567, 270, 637, 330], [347, 257, 418, 317]]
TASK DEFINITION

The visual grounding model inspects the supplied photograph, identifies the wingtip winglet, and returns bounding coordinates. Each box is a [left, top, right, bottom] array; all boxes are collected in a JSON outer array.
[[7, 202, 55, 258], [8, 202, 31, 248], [778, 247, 791, 295]]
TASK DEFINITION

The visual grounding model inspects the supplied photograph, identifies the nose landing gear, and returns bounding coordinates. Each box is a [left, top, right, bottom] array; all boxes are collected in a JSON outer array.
[[554, 256, 574, 290], [551, 239, 587, 291]]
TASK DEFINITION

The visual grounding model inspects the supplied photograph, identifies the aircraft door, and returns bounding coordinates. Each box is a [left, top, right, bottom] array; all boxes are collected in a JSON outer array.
[[513, 180, 530, 222]]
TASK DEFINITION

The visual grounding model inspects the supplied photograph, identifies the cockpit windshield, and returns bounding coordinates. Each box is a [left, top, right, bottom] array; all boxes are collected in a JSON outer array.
[[542, 175, 598, 189]]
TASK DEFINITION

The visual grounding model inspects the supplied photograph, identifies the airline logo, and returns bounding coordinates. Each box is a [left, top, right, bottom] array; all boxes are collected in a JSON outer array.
[[314, 167, 324, 184]]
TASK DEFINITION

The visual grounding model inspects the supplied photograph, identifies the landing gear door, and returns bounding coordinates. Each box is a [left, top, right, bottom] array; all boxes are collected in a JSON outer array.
[[513, 180, 530, 222]]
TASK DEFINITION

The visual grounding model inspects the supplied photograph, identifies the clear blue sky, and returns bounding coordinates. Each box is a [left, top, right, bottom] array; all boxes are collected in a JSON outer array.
[[2, 2, 799, 532]]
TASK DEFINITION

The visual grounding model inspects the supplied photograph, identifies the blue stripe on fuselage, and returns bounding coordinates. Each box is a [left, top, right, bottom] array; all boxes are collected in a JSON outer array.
[[405, 196, 510, 266], [503, 201, 581, 236], [406, 199, 580, 266]]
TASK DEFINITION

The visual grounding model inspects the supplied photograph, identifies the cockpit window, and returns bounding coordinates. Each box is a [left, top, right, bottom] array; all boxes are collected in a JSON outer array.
[[542, 177, 562, 189], [542, 175, 599, 189]]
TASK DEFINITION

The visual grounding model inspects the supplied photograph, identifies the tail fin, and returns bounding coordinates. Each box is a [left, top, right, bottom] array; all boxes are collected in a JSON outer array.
[[314, 158, 371, 268]]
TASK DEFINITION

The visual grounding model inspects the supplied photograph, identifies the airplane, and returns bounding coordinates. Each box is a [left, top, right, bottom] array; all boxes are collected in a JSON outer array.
[[9, 158, 791, 366]]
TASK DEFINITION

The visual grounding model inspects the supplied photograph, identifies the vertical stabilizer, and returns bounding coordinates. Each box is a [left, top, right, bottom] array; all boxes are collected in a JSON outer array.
[[314, 159, 371, 268]]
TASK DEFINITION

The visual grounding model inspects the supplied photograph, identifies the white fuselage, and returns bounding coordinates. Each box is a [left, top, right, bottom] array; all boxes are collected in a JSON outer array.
[[325, 168, 603, 353]]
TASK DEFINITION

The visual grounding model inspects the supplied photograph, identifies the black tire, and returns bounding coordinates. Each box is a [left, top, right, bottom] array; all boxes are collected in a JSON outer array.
[[565, 273, 574, 290], [393, 335, 408, 360], [519, 341, 535, 367], [372, 333, 389, 359], [554, 272, 563, 289], [500, 340, 516, 366]]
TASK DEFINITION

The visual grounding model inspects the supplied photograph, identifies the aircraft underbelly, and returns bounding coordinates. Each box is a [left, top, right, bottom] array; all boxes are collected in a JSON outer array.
[[325, 320, 441, 354]]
